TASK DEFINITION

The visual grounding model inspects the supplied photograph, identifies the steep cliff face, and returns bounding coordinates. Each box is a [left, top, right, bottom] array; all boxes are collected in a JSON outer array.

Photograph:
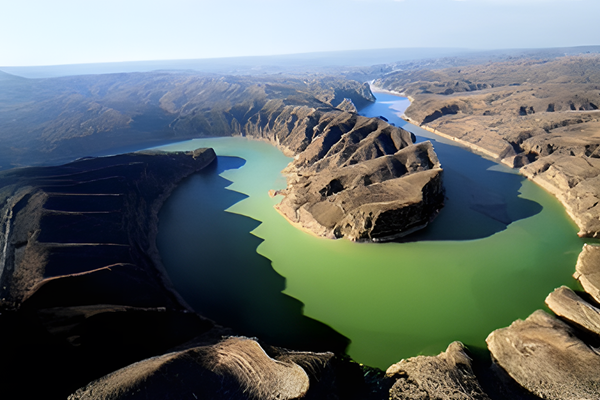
[[237, 102, 444, 241], [0, 148, 216, 309], [0, 149, 227, 398], [376, 55, 600, 238], [0, 72, 375, 169]]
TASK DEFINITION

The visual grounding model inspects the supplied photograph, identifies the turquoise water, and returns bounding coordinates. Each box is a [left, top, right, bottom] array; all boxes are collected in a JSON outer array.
[[156, 94, 588, 369]]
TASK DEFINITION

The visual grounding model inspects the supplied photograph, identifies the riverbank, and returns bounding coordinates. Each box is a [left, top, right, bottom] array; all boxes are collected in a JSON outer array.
[[373, 57, 600, 239], [403, 115, 509, 162], [370, 81, 600, 399], [371, 86, 600, 239], [408, 116, 600, 239]]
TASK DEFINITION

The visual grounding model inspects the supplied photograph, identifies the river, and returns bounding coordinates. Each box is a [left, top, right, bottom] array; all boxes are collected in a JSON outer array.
[[155, 92, 587, 369]]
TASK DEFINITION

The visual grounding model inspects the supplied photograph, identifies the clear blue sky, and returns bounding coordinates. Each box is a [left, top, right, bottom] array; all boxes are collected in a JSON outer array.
[[1, 0, 599, 66]]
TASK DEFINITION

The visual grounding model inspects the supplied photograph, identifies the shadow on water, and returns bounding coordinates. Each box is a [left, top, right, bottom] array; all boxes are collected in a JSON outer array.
[[403, 136, 543, 241], [157, 156, 349, 353], [360, 94, 543, 241]]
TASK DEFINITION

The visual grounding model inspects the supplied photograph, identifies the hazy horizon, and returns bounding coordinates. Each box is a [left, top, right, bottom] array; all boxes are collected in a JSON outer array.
[[2, 0, 599, 67]]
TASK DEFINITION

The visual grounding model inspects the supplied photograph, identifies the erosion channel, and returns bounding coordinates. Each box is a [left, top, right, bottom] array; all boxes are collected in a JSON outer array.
[[156, 92, 588, 369]]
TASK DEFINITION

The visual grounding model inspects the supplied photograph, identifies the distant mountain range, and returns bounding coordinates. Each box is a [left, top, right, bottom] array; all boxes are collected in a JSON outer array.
[[2, 45, 600, 79]]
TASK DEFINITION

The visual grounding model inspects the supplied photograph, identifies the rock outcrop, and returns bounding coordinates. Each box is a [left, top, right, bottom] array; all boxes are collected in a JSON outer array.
[[546, 286, 600, 336], [486, 309, 600, 400], [228, 97, 445, 241], [67, 335, 388, 400], [336, 98, 358, 113], [68, 337, 314, 400], [574, 243, 600, 303], [375, 55, 600, 237], [486, 244, 600, 400], [386, 341, 490, 400], [521, 155, 600, 238], [276, 139, 443, 241]]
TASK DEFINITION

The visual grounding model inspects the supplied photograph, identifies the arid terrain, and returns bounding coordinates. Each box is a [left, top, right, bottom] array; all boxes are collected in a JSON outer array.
[[376, 55, 600, 238], [1, 49, 600, 399]]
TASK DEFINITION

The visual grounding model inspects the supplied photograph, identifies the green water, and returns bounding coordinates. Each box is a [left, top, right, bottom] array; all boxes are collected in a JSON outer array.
[[156, 133, 586, 369]]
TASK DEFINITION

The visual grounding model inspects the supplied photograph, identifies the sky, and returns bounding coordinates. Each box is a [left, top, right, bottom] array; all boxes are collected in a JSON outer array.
[[1, 0, 599, 66]]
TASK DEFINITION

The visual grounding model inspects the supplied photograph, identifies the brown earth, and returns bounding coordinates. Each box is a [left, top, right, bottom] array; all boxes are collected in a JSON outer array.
[[0, 71, 444, 241], [376, 55, 600, 238]]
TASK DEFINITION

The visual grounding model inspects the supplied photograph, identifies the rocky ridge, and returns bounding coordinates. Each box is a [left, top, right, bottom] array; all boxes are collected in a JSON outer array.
[[0, 71, 444, 241], [386, 341, 490, 400], [0, 148, 227, 397], [375, 55, 600, 238], [485, 244, 600, 400], [2, 145, 600, 400], [244, 103, 444, 241]]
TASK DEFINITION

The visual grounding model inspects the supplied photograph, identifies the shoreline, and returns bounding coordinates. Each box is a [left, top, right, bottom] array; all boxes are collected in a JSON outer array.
[[370, 84, 508, 164], [146, 149, 218, 313], [272, 204, 332, 240], [367, 86, 594, 238], [404, 117, 591, 238], [520, 168, 592, 238], [403, 116, 509, 164], [369, 84, 416, 103]]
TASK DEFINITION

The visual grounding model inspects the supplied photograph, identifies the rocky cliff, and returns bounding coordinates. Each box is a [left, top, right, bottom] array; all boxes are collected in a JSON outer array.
[[486, 244, 600, 400], [0, 148, 414, 400], [0, 71, 445, 240], [240, 102, 444, 241], [0, 148, 224, 398], [375, 55, 600, 238]]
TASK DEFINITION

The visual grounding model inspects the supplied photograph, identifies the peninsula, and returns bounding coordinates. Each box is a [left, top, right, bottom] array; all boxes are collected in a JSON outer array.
[[1, 49, 600, 399], [375, 55, 600, 238], [0, 71, 444, 240]]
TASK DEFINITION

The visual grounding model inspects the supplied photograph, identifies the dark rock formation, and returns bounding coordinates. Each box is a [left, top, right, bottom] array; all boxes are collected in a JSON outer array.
[[486, 309, 600, 400], [0, 148, 229, 398], [68, 337, 313, 400], [422, 104, 460, 124], [68, 335, 388, 400], [0, 148, 216, 308], [386, 341, 490, 400], [337, 98, 358, 113]]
